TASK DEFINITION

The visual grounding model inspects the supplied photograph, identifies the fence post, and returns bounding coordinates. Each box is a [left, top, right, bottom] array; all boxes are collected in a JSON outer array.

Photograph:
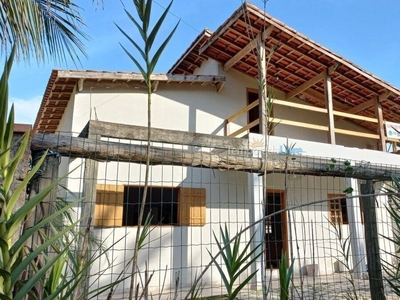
[[360, 180, 386, 300], [76, 133, 100, 299], [23, 151, 60, 295]]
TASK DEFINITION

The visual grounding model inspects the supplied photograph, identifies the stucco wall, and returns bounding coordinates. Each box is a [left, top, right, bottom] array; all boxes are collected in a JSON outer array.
[[53, 58, 394, 295]]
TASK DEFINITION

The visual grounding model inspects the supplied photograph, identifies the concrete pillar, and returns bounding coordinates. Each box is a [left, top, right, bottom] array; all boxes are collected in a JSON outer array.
[[248, 173, 264, 289], [345, 178, 367, 278]]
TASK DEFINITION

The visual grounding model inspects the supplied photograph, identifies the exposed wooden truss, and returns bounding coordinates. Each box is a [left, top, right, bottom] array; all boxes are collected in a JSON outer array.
[[224, 25, 274, 71], [173, 2, 400, 133]]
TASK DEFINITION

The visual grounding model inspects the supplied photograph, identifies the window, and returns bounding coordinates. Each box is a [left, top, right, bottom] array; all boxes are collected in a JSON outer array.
[[93, 184, 206, 227], [123, 186, 178, 226], [328, 194, 348, 225]]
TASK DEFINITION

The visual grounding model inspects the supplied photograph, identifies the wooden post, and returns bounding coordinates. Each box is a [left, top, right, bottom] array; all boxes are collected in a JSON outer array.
[[375, 97, 386, 152], [324, 68, 336, 144], [257, 34, 267, 135], [77, 133, 100, 299], [23, 151, 60, 294], [25, 151, 60, 247], [360, 180, 386, 300], [80, 141, 100, 228]]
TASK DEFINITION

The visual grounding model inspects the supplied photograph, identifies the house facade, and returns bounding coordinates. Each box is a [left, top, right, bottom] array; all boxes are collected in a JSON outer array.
[[33, 2, 400, 298]]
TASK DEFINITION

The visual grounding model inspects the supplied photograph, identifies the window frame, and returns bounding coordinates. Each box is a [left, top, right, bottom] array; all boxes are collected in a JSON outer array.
[[328, 193, 349, 225], [93, 184, 206, 227]]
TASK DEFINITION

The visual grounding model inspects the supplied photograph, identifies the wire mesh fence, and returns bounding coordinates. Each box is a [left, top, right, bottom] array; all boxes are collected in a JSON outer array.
[[29, 129, 400, 300]]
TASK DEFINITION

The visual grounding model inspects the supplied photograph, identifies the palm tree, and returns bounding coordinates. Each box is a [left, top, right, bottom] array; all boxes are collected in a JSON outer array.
[[0, 0, 88, 64]]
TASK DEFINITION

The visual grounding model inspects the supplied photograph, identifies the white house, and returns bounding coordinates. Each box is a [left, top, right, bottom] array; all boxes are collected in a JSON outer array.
[[32, 2, 400, 298]]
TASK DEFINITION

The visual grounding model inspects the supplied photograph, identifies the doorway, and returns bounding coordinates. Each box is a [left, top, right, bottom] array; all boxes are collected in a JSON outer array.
[[247, 89, 259, 133], [265, 191, 287, 269], [247, 88, 274, 135]]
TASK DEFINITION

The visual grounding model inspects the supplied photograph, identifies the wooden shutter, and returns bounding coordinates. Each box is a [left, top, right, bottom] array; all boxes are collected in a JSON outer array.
[[328, 194, 348, 225], [178, 188, 206, 226], [94, 184, 124, 227]]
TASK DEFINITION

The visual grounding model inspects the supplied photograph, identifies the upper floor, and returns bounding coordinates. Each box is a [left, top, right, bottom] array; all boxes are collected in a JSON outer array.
[[33, 2, 400, 154]]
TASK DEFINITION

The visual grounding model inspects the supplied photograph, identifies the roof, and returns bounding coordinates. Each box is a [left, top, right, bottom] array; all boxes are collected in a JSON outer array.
[[171, 2, 400, 132], [35, 2, 400, 135], [33, 70, 225, 134], [14, 124, 31, 133], [168, 29, 212, 74]]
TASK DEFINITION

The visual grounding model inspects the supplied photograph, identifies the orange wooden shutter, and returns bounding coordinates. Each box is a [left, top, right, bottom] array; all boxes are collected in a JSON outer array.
[[94, 184, 124, 227], [178, 188, 206, 226]]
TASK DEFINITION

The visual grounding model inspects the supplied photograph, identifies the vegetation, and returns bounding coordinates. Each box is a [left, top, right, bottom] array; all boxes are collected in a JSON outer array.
[[0, 0, 88, 64], [116, 0, 179, 299], [383, 176, 400, 297], [209, 225, 262, 300]]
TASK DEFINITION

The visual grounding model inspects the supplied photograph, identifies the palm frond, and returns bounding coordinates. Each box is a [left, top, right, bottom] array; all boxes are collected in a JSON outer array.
[[0, 0, 88, 64]]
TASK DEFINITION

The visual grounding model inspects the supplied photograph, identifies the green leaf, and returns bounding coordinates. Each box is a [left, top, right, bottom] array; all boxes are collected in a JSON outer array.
[[345, 166, 354, 173], [5, 149, 48, 219], [149, 20, 180, 75], [331, 158, 337, 163], [2, 132, 29, 197], [115, 23, 146, 62], [147, 1, 173, 52], [7, 163, 76, 237], [124, 9, 147, 42], [143, 0, 152, 35], [120, 44, 147, 80], [207, 249, 230, 294], [10, 197, 81, 258], [12, 239, 74, 300], [11, 221, 79, 285], [343, 187, 354, 194]]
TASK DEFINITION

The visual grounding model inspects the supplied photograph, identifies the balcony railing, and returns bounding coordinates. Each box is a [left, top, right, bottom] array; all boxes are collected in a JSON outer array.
[[225, 99, 384, 144]]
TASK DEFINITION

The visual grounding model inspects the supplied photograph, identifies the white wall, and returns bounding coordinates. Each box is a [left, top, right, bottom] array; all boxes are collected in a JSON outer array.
[[90, 163, 251, 296], [53, 57, 395, 296]]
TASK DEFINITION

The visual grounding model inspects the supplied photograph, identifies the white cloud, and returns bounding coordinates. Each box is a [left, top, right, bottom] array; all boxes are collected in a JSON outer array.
[[9, 96, 42, 125]]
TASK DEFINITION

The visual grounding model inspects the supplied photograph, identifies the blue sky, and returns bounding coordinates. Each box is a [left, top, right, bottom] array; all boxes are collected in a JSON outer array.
[[8, 0, 400, 124]]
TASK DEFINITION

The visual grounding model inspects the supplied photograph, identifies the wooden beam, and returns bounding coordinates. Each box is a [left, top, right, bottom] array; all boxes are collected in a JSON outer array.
[[224, 25, 274, 71], [285, 72, 324, 101], [199, 4, 246, 55], [57, 70, 226, 84], [333, 111, 378, 123], [285, 65, 337, 101], [334, 128, 379, 140], [216, 82, 225, 93], [273, 99, 327, 113], [257, 34, 267, 135], [227, 100, 259, 123], [303, 88, 350, 111], [249, 4, 400, 97], [229, 119, 259, 137], [87, 120, 249, 150], [324, 69, 336, 144], [375, 96, 386, 151], [151, 81, 159, 92], [379, 91, 392, 102], [335, 99, 375, 122], [31, 132, 400, 180]]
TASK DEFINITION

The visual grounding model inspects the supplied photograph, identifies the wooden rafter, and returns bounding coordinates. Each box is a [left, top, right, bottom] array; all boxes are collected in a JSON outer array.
[[199, 4, 246, 55], [224, 25, 274, 71], [247, 4, 400, 97], [285, 69, 325, 101], [335, 91, 392, 122]]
